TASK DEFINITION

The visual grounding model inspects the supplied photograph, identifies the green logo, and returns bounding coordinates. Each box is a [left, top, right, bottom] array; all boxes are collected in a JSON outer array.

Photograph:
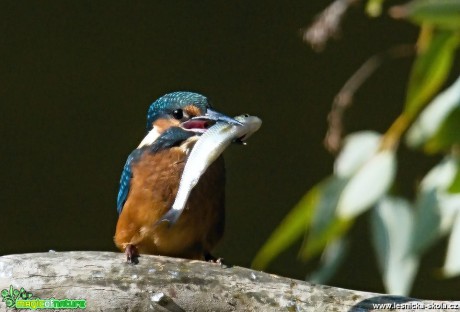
[[1, 285, 86, 310]]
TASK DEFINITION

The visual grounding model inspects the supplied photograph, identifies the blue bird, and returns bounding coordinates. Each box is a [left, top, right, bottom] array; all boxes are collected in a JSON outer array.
[[114, 91, 238, 263]]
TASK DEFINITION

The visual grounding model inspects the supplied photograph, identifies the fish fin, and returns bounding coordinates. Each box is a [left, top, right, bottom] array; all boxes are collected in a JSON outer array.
[[233, 138, 247, 145]]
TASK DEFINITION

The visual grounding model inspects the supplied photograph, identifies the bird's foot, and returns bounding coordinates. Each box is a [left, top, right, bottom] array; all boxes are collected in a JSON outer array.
[[204, 253, 231, 268], [125, 244, 139, 264]]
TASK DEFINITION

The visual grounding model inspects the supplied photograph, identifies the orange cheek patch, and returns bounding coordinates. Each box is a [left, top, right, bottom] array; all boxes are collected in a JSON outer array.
[[184, 105, 203, 118], [153, 118, 180, 133]]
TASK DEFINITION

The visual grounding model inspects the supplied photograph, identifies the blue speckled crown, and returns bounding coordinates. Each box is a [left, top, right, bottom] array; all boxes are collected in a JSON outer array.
[[146, 91, 209, 131]]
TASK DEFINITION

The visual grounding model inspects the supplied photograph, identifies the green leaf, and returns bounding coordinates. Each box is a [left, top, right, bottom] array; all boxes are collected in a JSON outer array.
[[410, 156, 460, 255], [421, 156, 458, 190], [404, 30, 460, 118], [406, 75, 460, 148], [299, 177, 349, 260], [334, 131, 382, 178], [307, 238, 348, 284], [300, 217, 353, 260], [337, 150, 397, 219], [425, 107, 460, 153], [391, 0, 460, 29], [419, 156, 460, 233], [366, 0, 385, 17], [371, 196, 420, 295], [251, 180, 322, 270], [448, 162, 460, 193], [309, 177, 349, 237], [443, 211, 460, 277], [409, 188, 441, 255]]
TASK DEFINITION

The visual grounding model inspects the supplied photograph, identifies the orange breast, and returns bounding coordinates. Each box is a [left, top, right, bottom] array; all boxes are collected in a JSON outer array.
[[114, 145, 225, 260]]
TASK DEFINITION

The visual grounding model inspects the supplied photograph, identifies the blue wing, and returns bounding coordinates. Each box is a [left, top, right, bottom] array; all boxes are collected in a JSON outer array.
[[117, 149, 142, 214], [117, 127, 195, 215]]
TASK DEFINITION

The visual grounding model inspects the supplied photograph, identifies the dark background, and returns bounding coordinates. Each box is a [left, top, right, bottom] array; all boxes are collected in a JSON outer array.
[[1, 1, 459, 299]]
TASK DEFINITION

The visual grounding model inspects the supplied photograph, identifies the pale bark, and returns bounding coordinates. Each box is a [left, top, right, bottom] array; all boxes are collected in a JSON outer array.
[[0, 251, 458, 311]]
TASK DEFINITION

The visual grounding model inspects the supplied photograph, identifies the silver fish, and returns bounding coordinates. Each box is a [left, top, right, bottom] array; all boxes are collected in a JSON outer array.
[[159, 114, 262, 225]]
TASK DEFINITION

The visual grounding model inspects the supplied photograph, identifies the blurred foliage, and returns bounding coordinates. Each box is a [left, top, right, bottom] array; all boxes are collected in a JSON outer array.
[[253, 0, 460, 296]]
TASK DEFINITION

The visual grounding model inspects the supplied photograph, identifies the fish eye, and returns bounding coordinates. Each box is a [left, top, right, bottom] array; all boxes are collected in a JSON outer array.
[[243, 114, 250, 117], [172, 109, 184, 120]]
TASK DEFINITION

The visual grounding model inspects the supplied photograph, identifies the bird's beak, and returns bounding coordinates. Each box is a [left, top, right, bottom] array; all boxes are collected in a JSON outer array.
[[204, 108, 243, 126], [180, 108, 242, 133]]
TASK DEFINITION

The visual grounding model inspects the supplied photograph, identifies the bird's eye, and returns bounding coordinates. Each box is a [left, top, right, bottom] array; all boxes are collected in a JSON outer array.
[[172, 109, 184, 120]]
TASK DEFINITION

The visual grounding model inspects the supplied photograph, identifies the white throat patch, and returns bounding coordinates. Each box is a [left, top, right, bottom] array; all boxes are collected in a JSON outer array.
[[138, 126, 162, 148]]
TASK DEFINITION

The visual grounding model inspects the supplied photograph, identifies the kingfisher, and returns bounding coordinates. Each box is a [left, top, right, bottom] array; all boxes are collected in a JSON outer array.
[[114, 91, 240, 263]]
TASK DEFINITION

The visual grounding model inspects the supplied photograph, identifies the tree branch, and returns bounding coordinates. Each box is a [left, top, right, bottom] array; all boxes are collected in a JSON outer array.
[[324, 44, 414, 153], [0, 251, 458, 311]]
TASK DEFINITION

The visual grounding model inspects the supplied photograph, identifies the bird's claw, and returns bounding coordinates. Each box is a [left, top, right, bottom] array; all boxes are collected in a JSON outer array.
[[205, 253, 230, 268], [125, 244, 139, 264]]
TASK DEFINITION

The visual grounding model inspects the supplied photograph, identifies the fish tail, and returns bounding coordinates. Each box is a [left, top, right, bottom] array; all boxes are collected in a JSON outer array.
[[155, 209, 181, 228]]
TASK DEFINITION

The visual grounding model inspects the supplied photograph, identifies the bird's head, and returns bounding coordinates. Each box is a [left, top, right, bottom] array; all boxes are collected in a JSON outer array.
[[139, 91, 240, 148], [146, 91, 239, 134]]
